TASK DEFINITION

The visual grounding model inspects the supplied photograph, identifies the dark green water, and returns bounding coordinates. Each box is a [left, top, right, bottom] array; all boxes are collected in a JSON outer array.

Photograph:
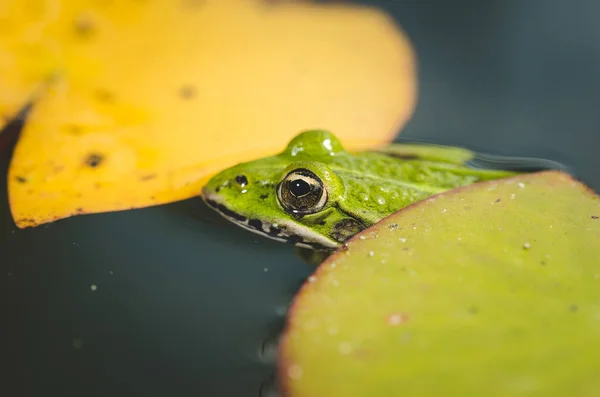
[[3, 1, 600, 396]]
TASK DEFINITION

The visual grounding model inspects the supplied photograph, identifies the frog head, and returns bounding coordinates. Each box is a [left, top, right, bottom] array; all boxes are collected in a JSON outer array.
[[201, 130, 365, 250]]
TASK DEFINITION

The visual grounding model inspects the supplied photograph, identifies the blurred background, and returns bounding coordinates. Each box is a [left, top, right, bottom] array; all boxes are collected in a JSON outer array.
[[2, 1, 600, 396]]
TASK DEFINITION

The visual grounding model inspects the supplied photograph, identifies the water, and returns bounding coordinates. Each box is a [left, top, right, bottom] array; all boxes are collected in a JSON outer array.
[[3, 1, 600, 396]]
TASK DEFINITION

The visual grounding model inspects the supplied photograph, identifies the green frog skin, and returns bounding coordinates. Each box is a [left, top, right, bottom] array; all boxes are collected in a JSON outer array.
[[200, 129, 547, 253]]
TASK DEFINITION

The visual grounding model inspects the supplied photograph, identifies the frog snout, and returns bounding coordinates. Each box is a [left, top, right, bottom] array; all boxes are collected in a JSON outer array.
[[202, 171, 251, 199]]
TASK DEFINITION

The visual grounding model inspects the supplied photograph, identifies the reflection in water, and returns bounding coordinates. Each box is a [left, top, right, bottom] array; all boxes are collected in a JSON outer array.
[[257, 303, 290, 396], [259, 373, 281, 397], [467, 151, 573, 173]]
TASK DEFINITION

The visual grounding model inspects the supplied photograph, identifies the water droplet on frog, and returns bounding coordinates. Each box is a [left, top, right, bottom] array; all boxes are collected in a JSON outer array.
[[377, 197, 386, 205], [518, 182, 526, 188], [368, 251, 374, 257]]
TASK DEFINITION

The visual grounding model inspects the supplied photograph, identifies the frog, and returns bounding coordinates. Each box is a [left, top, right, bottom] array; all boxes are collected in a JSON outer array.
[[201, 129, 560, 264]]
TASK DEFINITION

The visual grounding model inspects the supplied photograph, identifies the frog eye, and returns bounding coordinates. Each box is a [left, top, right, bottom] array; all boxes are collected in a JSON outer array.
[[278, 168, 327, 214]]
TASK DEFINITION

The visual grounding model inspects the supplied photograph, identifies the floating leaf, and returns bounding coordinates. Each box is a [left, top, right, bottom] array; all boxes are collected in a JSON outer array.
[[279, 170, 600, 397], [1, 0, 416, 228]]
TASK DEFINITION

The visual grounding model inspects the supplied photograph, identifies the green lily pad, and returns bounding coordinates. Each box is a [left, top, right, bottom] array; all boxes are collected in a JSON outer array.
[[278, 170, 600, 397]]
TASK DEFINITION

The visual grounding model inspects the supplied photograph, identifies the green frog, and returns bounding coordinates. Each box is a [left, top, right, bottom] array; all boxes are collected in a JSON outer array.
[[201, 129, 556, 263]]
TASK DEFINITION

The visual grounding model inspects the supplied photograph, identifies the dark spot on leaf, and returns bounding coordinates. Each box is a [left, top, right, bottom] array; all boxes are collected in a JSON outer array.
[[179, 85, 197, 100], [540, 261, 546, 266], [150, 195, 156, 200], [467, 305, 479, 315], [15, 176, 27, 183], [140, 174, 157, 181], [402, 247, 409, 251], [94, 183, 102, 189], [75, 207, 84, 214], [95, 89, 115, 103], [495, 198, 501, 203], [388, 223, 399, 230], [67, 125, 83, 135], [260, 194, 269, 200], [569, 304, 578, 313], [84, 153, 104, 168], [17, 218, 38, 227], [74, 15, 95, 37], [592, 215, 599, 220], [318, 220, 326, 226], [215, 186, 221, 193]]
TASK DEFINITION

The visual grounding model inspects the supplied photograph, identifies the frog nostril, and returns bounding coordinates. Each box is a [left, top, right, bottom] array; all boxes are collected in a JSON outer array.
[[235, 174, 248, 187]]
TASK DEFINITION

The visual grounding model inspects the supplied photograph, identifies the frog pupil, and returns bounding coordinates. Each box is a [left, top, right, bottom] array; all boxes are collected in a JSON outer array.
[[277, 168, 328, 215], [288, 179, 311, 197]]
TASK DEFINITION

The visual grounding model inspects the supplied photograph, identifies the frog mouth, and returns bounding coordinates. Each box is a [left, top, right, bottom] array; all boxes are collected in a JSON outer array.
[[202, 194, 338, 251]]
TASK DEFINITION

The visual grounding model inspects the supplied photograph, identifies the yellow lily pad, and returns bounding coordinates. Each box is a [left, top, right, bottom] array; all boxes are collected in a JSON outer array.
[[1, 0, 416, 228], [279, 171, 600, 397]]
